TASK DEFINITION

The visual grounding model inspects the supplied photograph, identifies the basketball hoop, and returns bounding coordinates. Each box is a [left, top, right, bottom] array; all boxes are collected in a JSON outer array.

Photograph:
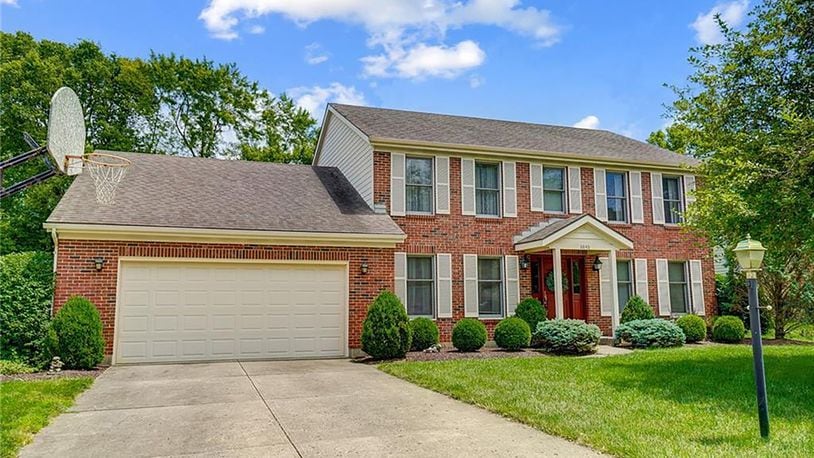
[[79, 153, 131, 204]]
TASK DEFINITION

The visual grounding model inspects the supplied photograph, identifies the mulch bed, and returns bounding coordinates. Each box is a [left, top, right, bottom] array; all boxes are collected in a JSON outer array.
[[1, 366, 107, 382], [353, 347, 547, 364]]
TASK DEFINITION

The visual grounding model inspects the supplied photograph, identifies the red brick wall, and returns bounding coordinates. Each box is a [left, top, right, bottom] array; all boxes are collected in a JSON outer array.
[[375, 152, 716, 338], [54, 240, 392, 355]]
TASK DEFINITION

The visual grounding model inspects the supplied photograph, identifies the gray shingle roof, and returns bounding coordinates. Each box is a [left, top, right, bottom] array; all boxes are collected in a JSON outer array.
[[46, 151, 404, 236], [514, 213, 632, 246], [330, 104, 697, 168]]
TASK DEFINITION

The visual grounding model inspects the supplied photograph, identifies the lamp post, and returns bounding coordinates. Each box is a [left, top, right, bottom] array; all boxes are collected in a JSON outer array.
[[733, 234, 769, 438]]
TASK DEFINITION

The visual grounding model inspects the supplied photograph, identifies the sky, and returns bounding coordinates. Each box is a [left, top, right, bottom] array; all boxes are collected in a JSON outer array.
[[1, 0, 753, 140]]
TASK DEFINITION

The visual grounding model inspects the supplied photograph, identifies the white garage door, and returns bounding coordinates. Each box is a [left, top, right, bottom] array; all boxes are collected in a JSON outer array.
[[116, 261, 347, 364]]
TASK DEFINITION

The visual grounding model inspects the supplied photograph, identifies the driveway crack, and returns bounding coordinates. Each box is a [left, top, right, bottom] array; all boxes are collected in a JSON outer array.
[[238, 361, 303, 458]]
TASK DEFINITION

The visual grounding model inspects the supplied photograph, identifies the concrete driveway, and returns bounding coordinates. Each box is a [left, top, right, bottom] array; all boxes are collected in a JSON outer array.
[[22, 360, 602, 457]]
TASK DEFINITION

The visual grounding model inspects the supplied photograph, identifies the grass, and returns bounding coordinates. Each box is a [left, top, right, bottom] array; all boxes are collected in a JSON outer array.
[[380, 345, 814, 457], [0, 377, 93, 458], [765, 324, 814, 342]]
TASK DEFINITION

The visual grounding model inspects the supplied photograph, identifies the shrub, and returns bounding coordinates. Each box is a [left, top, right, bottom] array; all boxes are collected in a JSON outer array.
[[0, 360, 35, 375], [47, 296, 105, 369], [534, 319, 600, 355], [409, 317, 439, 351], [452, 318, 487, 352], [614, 319, 685, 348], [494, 317, 531, 350], [0, 251, 54, 367], [514, 297, 547, 332], [713, 315, 746, 343], [620, 296, 655, 323], [361, 291, 412, 359], [676, 314, 707, 343]]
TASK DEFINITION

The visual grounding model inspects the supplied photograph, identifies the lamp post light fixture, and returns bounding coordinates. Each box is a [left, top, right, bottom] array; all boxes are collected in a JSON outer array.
[[733, 234, 770, 438]]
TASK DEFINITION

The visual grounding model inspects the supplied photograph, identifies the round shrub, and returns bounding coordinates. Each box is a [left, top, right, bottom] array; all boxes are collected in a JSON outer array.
[[613, 319, 685, 348], [494, 317, 531, 350], [534, 319, 600, 355], [713, 315, 746, 343], [514, 297, 546, 332], [361, 291, 412, 359], [620, 296, 655, 324], [409, 317, 439, 351], [48, 296, 105, 369], [452, 318, 487, 352], [676, 314, 707, 343]]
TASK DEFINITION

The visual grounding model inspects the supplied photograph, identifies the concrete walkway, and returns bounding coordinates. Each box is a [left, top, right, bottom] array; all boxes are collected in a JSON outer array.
[[21, 360, 604, 457]]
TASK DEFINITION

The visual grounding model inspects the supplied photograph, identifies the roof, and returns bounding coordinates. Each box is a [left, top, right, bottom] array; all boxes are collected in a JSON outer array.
[[514, 213, 633, 250], [46, 151, 404, 237], [329, 104, 697, 168]]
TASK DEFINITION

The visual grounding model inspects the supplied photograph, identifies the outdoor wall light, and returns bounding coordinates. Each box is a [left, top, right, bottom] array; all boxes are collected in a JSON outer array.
[[360, 262, 369, 275], [93, 257, 106, 271], [592, 257, 603, 272], [519, 256, 530, 270]]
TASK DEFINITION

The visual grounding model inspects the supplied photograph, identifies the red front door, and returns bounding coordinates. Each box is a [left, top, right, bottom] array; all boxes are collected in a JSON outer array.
[[530, 254, 586, 320]]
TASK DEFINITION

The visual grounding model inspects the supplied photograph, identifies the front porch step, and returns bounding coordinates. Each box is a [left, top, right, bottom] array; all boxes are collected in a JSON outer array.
[[599, 336, 615, 345]]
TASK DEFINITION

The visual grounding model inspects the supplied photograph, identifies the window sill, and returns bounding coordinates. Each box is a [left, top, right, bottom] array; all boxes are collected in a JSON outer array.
[[478, 316, 505, 321], [607, 221, 632, 228], [474, 215, 503, 221], [403, 213, 437, 219]]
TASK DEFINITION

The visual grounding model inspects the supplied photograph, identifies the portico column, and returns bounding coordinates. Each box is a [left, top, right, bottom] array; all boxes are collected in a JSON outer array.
[[553, 248, 564, 319], [609, 249, 620, 331]]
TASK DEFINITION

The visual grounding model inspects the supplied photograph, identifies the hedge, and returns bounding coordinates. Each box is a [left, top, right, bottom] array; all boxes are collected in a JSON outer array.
[[361, 291, 412, 359]]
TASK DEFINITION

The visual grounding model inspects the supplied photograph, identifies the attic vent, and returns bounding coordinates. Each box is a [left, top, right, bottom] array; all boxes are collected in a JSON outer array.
[[374, 202, 387, 214]]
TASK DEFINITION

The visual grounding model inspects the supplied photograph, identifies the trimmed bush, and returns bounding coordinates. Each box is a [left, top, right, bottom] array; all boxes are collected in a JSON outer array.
[[48, 296, 105, 369], [0, 360, 35, 375], [712, 315, 746, 343], [494, 317, 531, 350], [676, 314, 707, 343], [534, 319, 600, 355], [514, 297, 546, 332], [0, 251, 54, 367], [409, 317, 439, 351], [614, 319, 685, 348], [620, 296, 655, 324], [361, 291, 412, 359], [452, 318, 487, 352]]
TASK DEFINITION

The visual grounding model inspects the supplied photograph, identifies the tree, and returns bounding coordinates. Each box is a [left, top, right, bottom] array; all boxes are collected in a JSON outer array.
[[655, 0, 814, 338], [239, 94, 319, 164], [646, 124, 694, 155]]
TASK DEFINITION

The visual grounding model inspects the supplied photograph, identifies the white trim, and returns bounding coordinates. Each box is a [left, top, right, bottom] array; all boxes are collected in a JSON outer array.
[[390, 152, 406, 216], [394, 252, 407, 306], [629, 171, 644, 224], [436, 254, 453, 318], [435, 156, 450, 214], [463, 254, 479, 317], [651, 172, 665, 225], [594, 168, 608, 222], [656, 258, 671, 316], [634, 258, 649, 304], [599, 256, 612, 317], [461, 158, 476, 216], [504, 255, 520, 316], [568, 166, 582, 214], [689, 259, 705, 315], [514, 215, 634, 252], [529, 162, 543, 212], [609, 249, 620, 331], [553, 248, 564, 319], [502, 161, 517, 217]]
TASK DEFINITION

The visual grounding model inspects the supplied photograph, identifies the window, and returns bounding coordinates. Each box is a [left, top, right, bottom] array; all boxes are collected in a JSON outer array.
[[663, 176, 683, 224], [668, 261, 689, 313], [407, 256, 434, 316], [543, 167, 566, 213], [478, 257, 503, 316], [406, 157, 433, 213], [617, 260, 633, 311], [606, 171, 628, 222], [475, 162, 500, 216]]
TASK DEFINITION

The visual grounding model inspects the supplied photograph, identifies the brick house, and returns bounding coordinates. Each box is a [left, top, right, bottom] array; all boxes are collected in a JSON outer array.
[[45, 105, 714, 364]]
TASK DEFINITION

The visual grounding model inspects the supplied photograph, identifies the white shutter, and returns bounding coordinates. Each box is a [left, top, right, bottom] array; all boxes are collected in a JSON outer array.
[[461, 158, 476, 216], [529, 163, 543, 212], [599, 256, 612, 316], [651, 172, 665, 225], [689, 259, 705, 316], [463, 254, 479, 317], [435, 156, 450, 214], [502, 161, 517, 217], [394, 252, 407, 307], [504, 255, 520, 316], [684, 175, 697, 207], [568, 166, 582, 213], [630, 171, 644, 224], [436, 254, 452, 318], [594, 168, 608, 221], [634, 258, 649, 304], [390, 153, 406, 216], [656, 259, 671, 316]]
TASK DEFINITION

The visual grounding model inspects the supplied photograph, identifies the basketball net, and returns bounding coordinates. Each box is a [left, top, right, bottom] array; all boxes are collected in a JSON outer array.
[[82, 153, 131, 204]]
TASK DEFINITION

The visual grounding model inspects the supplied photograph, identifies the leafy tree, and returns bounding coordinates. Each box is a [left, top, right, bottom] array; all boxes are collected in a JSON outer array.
[[646, 124, 694, 155], [239, 94, 319, 164], [655, 0, 814, 338]]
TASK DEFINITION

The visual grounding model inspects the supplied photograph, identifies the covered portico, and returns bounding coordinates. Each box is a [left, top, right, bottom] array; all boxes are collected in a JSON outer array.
[[514, 214, 634, 332]]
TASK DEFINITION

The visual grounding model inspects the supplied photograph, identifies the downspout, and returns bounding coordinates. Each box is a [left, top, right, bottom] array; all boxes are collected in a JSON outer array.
[[50, 227, 58, 316]]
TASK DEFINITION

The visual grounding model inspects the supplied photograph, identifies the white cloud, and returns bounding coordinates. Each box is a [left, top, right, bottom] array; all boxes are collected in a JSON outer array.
[[305, 43, 329, 65], [199, 0, 561, 78], [469, 75, 484, 88], [288, 82, 366, 119], [1, 0, 19, 6], [248, 24, 265, 34], [573, 115, 600, 130], [691, 0, 749, 45]]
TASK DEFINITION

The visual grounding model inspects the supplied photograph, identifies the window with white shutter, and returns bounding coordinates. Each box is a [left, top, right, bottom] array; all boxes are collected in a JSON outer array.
[[594, 168, 608, 221], [651, 172, 665, 225], [684, 175, 697, 206], [634, 258, 649, 304], [436, 254, 452, 318], [529, 163, 543, 212], [568, 166, 582, 213], [504, 255, 520, 316], [461, 158, 476, 216], [390, 153, 406, 216], [599, 256, 612, 316], [655, 258, 671, 315], [394, 252, 407, 306], [502, 161, 517, 217], [435, 156, 450, 214], [463, 254, 479, 317], [630, 171, 644, 224], [689, 259, 705, 315]]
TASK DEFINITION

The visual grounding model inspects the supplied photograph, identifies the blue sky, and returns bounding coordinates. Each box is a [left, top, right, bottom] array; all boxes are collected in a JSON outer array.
[[1, 0, 752, 140]]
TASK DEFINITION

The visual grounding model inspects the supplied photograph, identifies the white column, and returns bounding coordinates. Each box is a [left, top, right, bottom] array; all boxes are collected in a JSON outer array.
[[553, 248, 564, 319], [609, 249, 620, 331]]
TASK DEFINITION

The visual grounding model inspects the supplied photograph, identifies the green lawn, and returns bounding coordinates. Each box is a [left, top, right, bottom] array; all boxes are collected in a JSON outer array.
[[380, 345, 814, 457], [0, 377, 93, 458]]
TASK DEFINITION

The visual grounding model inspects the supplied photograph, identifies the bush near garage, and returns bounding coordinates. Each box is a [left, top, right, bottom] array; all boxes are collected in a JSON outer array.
[[676, 314, 707, 343], [361, 291, 412, 359], [494, 317, 531, 350], [534, 319, 600, 355], [614, 319, 686, 348], [514, 297, 547, 333], [409, 317, 439, 351], [0, 251, 54, 367], [47, 296, 106, 369], [620, 296, 655, 324], [712, 315, 746, 343], [452, 318, 487, 352]]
